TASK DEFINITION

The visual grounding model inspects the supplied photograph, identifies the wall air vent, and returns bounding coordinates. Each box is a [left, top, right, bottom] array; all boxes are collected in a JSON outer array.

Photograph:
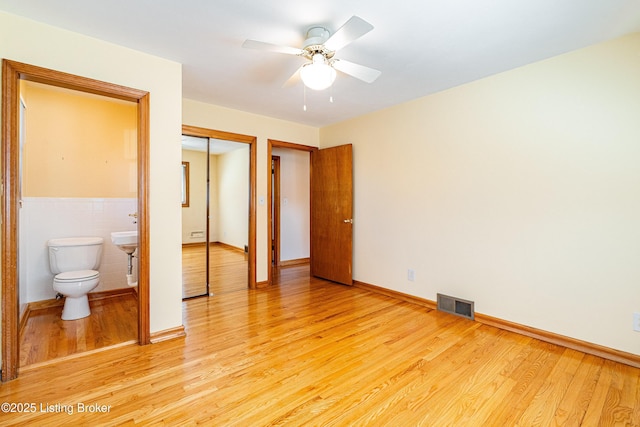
[[437, 293, 475, 320]]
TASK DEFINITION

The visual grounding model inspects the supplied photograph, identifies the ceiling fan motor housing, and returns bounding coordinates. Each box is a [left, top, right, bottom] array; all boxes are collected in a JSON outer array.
[[304, 27, 330, 46], [303, 27, 335, 59]]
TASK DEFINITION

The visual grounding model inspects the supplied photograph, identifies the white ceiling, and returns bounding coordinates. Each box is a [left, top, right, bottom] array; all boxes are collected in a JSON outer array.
[[2, 0, 640, 127]]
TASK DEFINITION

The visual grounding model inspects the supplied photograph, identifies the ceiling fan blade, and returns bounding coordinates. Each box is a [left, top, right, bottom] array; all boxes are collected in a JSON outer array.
[[242, 39, 303, 56], [282, 66, 302, 88], [332, 59, 381, 83], [324, 16, 374, 52]]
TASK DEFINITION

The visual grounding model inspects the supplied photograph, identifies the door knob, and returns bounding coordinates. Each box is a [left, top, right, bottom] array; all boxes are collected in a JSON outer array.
[[343, 219, 353, 224]]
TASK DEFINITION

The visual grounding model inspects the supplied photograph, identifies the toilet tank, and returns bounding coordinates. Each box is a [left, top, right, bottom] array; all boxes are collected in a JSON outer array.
[[47, 237, 104, 274]]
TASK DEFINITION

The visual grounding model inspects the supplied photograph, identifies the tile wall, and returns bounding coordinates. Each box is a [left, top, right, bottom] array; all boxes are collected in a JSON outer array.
[[19, 197, 138, 303]]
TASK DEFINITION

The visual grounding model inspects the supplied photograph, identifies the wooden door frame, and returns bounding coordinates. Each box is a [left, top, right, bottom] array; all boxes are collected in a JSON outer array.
[[1, 59, 151, 382], [182, 125, 257, 289], [267, 139, 316, 286], [271, 155, 281, 268]]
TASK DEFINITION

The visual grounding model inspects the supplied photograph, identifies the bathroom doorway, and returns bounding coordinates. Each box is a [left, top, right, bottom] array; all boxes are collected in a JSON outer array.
[[181, 125, 256, 295], [2, 60, 150, 381], [18, 81, 139, 367]]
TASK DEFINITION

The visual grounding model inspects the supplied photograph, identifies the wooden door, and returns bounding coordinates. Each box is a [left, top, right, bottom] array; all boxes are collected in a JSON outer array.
[[311, 144, 353, 285]]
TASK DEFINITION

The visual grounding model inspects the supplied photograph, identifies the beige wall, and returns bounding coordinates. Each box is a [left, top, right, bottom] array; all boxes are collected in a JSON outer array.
[[182, 99, 320, 283], [1, 11, 183, 338], [181, 147, 250, 248], [3, 9, 637, 362], [321, 33, 640, 355], [21, 81, 137, 198], [181, 149, 210, 243]]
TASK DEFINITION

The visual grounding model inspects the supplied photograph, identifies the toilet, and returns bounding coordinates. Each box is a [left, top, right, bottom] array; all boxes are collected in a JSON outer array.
[[47, 237, 103, 320]]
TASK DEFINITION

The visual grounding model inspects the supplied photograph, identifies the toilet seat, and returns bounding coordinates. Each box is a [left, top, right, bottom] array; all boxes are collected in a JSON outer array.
[[54, 270, 99, 282]]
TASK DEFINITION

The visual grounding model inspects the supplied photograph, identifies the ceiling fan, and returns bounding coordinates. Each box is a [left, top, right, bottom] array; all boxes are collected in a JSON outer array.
[[242, 16, 381, 91]]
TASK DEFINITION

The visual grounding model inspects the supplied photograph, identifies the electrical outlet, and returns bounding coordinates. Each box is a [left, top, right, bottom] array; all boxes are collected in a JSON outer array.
[[407, 269, 415, 282], [634, 312, 640, 332]]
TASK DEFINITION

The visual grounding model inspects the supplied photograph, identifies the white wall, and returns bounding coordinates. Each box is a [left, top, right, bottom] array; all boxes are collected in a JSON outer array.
[[272, 148, 310, 262], [182, 99, 319, 283], [217, 147, 250, 250], [0, 11, 183, 334], [321, 33, 640, 355]]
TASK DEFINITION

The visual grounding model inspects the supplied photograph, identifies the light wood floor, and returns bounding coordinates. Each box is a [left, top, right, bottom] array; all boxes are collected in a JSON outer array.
[[19, 292, 138, 367], [18, 243, 245, 368], [182, 243, 248, 298], [3, 264, 640, 425]]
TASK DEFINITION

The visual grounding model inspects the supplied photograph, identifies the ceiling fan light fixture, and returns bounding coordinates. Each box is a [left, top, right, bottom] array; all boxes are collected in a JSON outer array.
[[300, 53, 336, 91]]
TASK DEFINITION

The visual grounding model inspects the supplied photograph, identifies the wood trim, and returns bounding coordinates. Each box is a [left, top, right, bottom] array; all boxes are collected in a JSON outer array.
[[354, 280, 640, 369], [150, 326, 186, 344], [2, 59, 20, 382], [19, 305, 31, 339], [181, 242, 244, 253], [182, 242, 207, 247], [182, 125, 255, 144], [137, 92, 151, 345], [8, 60, 148, 101], [267, 144, 272, 284], [25, 298, 65, 311], [181, 125, 257, 288], [255, 280, 269, 289], [26, 288, 138, 312], [90, 287, 138, 301], [214, 241, 245, 253], [353, 280, 437, 310], [26, 298, 65, 311], [272, 155, 281, 267], [475, 313, 640, 369], [279, 258, 310, 267], [267, 139, 317, 287], [269, 139, 317, 152], [1, 59, 151, 381]]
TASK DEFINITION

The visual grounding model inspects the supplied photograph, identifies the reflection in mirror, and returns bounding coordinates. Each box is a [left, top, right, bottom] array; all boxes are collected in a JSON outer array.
[[181, 135, 250, 299]]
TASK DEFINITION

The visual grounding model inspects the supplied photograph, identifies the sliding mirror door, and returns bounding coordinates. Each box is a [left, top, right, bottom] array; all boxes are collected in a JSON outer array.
[[181, 135, 250, 299], [182, 135, 210, 298], [208, 139, 250, 295]]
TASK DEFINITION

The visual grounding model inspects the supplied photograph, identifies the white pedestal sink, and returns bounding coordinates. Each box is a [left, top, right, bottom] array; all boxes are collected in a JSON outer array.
[[110, 230, 138, 254]]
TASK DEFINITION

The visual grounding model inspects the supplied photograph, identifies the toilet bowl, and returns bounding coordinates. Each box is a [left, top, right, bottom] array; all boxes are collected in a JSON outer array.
[[47, 237, 103, 321], [53, 270, 100, 320]]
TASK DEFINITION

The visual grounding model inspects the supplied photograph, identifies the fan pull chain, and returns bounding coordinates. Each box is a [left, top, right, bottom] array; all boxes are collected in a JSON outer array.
[[303, 85, 307, 111]]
